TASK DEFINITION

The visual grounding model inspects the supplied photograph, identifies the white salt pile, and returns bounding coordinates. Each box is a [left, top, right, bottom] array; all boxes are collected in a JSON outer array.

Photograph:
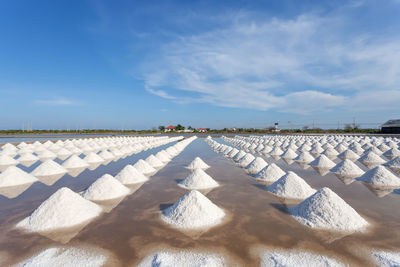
[[281, 148, 298, 159], [384, 156, 400, 170], [37, 150, 57, 161], [145, 154, 165, 168], [266, 171, 316, 200], [31, 160, 68, 177], [0, 166, 38, 187], [309, 155, 336, 169], [115, 165, 149, 185], [371, 250, 400, 267], [255, 163, 286, 182], [186, 157, 210, 170], [82, 174, 130, 201], [323, 147, 339, 158], [155, 150, 171, 163], [17, 153, 39, 167], [330, 160, 365, 177], [138, 250, 226, 267], [83, 152, 105, 164], [0, 154, 18, 169], [290, 187, 369, 232], [57, 148, 72, 161], [260, 249, 344, 267], [233, 150, 247, 162], [133, 159, 156, 175], [17, 187, 102, 232], [227, 148, 239, 158], [237, 153, 255, 168], [179, 168, 219, 190], [62, 155, 89, 169], [270, 147, 284, 156], [383, 148, 400, 160], [98, 150, 115, 161], [245, 157, 268, 175], [294, 152, 314, 163], [19, 246, 110, 267], [356, 166, 400, 187], [338, 150, 359, 161], [161, 190, 225, 230], [359, 152, 386, 164]]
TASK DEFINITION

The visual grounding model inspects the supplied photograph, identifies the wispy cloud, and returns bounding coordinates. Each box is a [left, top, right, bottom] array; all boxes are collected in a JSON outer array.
[[35, 97, 81, 106]]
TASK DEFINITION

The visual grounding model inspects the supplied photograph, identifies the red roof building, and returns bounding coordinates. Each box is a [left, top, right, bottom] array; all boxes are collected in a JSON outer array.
[[165, 125, 176, 132], [198, 128, 207, 132]]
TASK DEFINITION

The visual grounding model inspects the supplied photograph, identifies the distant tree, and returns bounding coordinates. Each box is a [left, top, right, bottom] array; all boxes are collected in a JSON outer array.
[[158, 125, 165, 132], [344, 124, 353, 131], [188, 126, 193, 130], [175, 124, 185, 131]]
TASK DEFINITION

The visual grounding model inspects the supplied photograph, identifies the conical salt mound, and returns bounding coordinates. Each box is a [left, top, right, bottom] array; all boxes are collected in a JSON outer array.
[[255, 163, 286, 182], [309, 155, 335, 168], [37, 150, 57, 161], [57, 148, 72, 160], [146, 154, 165, 168], [17, 187, 102, 232], [237, 153, 255, 168], [18, 153, 39, 167], [338, 150, 359, 161], [186, 157, 210, 170], [179, 169, 219, 190], [0, 166, 38, 187], [115, 165, 149, 185], [161, 190, 225, 230], [266, 171, 316, 199], [270, 147, 284, 156], [62, 155, 89, 169], [155, 150, 171, 163], [84, 152, 105, 164], [359, 152, 385, 164], [281, 149, 298, 159], [356, 166, 400, 187], [233, 150, 247, 162], [31, 160, 68, 177], [245, 157, 268, 174], [384, 156, 400, 170], [0, 154, 18, 166], [330, 160, 364, 176], [227, 148, 239, 158], [290, 187, 369, 232], [98, 150, 115, 161], [294, 152, 314, 163], [133, 159, 156, 175], [82, 174, 130, 201], [383, 148, 400, 160]]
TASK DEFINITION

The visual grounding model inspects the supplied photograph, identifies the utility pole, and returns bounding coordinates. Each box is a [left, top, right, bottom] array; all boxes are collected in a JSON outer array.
[[312, 120, 315, 129], [353, 117, 356, 129]]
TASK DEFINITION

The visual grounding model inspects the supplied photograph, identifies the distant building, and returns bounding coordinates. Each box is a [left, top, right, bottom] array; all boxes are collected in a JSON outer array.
[[198, 128, 207, 133], [381, 120, 400, 134], [165, 125, 176, 132]]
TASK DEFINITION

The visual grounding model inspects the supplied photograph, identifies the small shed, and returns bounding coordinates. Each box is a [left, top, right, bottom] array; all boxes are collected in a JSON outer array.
[[381, 120, 400, 134]]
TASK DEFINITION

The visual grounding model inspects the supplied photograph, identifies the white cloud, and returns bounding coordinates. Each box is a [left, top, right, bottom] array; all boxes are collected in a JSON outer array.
[[141, 10, 400, 114], [35, 97, 81, 106]]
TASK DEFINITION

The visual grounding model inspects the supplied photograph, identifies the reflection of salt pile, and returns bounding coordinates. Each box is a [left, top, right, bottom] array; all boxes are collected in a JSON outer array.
[[356, 166, 400, 187], [19, 246, 110, 267], [0, 166, 38, 187], [245, 157, 268, 174], [115, 165, 149, 185], [17, 187, 102, 232], [62, 155, 89, 169], [338, 150, 359, 161], [31, 160, 68, 177], [145, 154, 165, 168], [161, 190, 225, 230], [309, 155, 335, 168], [133, 159, 156, 175], [267, 172, 316, 199], [260, 249, 344, 267], [359, 152, 385, 164], [290, 187, 369, 232], [255, 163, 286, 182], [187, 157, 210, 170], [371, 250, 400, 267], [138, 250, 226, 267], [179, 168, 219, 190], [82, 174, 130, 201], [330, 160, 364, 177], [237, 153, 255, 168]]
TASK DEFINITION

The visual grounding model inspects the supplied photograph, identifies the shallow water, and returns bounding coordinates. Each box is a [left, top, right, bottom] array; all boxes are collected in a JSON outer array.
[[0, 138, 400, 266]]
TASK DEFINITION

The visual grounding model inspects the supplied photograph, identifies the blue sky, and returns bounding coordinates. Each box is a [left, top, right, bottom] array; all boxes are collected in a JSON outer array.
[[1, 0, 400, 130]]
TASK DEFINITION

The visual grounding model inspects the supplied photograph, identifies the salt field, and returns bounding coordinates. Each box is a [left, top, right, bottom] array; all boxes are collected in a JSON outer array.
[[0, 134, 400, 266]]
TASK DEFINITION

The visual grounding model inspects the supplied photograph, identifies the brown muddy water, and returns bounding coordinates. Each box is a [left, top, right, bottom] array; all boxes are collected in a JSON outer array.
[[0, 138, 400, 266]]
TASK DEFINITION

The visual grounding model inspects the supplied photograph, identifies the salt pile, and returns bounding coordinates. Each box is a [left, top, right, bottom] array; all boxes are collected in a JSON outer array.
[[82, 174, 130, 201], [338, 150, 359, 161], [17, 187, 102, 232], [281, 148, 298, 159], [57, 148, 72, 160], [359, 151, 386, 164], [17, 153, 39, 167], [237, 153, 255, 168], [260, 249, 344, 267], [255, 163, 286, 182], [62, 155, 89, 169], [371, 250, 400, 267], [227, 148, 239, 158], [290, 187, 369, 232], [186, 157, 210, 170], [19, 246, 109, 267], [245, 157, 268, 175], [383, 148, 400, 160], [323, 147, 339, 158], [266, 171, 316, 199], [99, 149, 115, 161], [356, 166, 400, 187], [233, 150, 246, 162], [0, 166, 38, 187], [294, 152, 314, 163], [309, 155, 336, 169], [145, 154, 165, 168], [155, 150, 171, 163], [330, 160, 364, 177], [115, 165, 149, 185], [0, 154, 18, 169], [161, 190, 225, 230], [270, 147, 284, 156], [179, 168, 219, 190], [384, 156, 400, 170], [31, 160, 68, 177], [133, 159, 156, 175], [83, 152, 105, 164], [138, 250, 226, 267], [37, 150, 57, 161]]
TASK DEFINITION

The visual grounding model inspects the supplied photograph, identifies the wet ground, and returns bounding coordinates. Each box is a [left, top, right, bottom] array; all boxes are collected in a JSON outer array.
[[0, 138, 400, 266]]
